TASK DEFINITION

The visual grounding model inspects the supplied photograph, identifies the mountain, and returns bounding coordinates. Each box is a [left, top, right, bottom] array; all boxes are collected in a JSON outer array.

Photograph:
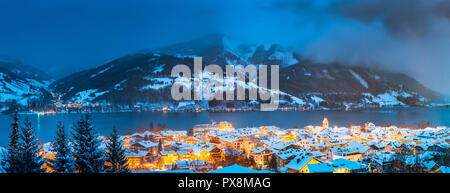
[[0, 57, 53, 110], [279, 61, 443, 108], [49, 34, 300, 109], [49, 34, 444, 110]]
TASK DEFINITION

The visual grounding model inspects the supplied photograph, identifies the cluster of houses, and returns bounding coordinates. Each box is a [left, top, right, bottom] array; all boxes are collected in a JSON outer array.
[[40, 119, 450, 173]]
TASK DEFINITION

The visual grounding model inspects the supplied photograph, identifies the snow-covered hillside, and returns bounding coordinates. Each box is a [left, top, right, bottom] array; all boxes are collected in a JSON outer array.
[[48, 34, 443, 110], [0, 58, 53, 108]]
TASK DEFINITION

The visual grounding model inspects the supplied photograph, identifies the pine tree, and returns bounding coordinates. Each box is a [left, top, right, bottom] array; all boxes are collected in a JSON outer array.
[[3, 111, 20, 173], [105, 127, 129, 173], [72, 114, 105, 173], [18, 117, 45, 173], [49, 121, 76, 173]]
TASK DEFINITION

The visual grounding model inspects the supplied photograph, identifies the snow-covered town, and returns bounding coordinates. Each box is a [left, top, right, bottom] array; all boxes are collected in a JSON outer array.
[[29, 118, 448, 173]]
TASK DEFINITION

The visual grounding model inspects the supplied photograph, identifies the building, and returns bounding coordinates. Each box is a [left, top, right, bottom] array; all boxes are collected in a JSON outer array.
[[126, 151, 150, 170], [328, 158, 367, 173], [250, 147, 274, 169], [327, 146, 363, 161], [323, 118, 329, 129], [296, 138, 314, 149], [218, 121, 234, 132], [285, 155, 322, 173]]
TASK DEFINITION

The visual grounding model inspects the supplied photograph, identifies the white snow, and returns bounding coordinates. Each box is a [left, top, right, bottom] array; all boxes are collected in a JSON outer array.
[[72, 89, 110, 103], [363, 92, 405, 106], [114, 80, 127, 90], [73, 89, 98, 102], [90, 65, 113, 78], [322, 69, 335, 80], [67, 86, 75, 93], [175, 54, 196, 59], [400, 92, 413, 98], [26, 78, 47, 88], [177, 101, 195, 108], [268, 51, 299, 66], [373, 74, 381, 80], [140, 77, 173, 91], [0, 73, 50, 105], [153, 64, 166, 74], [349, 70, 368, 89], [310, 96, 325, 104], [95, 90, 109, 98]]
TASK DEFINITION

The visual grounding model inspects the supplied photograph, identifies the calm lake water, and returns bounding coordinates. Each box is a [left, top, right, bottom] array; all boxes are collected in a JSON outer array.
[[0, 108, 449, 146]]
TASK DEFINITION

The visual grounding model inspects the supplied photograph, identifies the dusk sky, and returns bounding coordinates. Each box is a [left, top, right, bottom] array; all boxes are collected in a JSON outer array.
[[0, 0, 449, 95]]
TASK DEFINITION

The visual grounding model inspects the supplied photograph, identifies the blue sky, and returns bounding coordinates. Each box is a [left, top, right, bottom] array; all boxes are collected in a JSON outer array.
[[0, 0, 449, 95]]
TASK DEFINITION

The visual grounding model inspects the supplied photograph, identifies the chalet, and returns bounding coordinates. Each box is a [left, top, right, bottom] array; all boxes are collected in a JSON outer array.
[[183, 136, 201, 144], [326, 139, 347, 147], [208, 146, 225, 161], [217, 135, 242, 150], [126, 150, 150, 170], [308, 151, 326, 160], [190, 124, 216, 136], [161, 130, 187, 141], [159, 151, 178, 165], [129, 132, 146, 142], [370, 142, 392, 152], [276, 148, 306, 167], [177, 151, 193, 160], [327, 146, 363, 161], [130, 141, 158, 155], [269, 141, 298, 151], [296, 138, 314, 149], [218, 121, 234, 132], [285, 155, 322, 173], [250, 147, 274, 169]]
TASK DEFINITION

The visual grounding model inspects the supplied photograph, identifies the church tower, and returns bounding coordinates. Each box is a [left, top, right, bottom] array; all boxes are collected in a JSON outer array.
[[323, 118, 329, 129]]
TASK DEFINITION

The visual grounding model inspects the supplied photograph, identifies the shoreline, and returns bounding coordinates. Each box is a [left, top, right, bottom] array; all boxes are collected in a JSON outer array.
[[10, 105, 450, 116]]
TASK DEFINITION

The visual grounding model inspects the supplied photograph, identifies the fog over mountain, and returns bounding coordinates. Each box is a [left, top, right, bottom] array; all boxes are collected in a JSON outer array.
[[0, 0, 449, 95]]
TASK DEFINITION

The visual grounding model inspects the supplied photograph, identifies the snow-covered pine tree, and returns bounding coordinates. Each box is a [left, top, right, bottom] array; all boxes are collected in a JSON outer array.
[[72, 114, 105, 173], [105, 127, 129, 173], [18, 117, 45, 173], [3, 111, 20, 173], [49, 121, 76, 173]]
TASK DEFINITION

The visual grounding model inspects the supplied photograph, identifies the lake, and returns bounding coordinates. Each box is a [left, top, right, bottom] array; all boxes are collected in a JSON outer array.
[[0, 107, 449, 146]]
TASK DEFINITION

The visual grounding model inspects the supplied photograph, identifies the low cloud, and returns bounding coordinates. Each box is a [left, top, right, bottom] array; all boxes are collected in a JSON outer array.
[[261, 0, 450, 95]]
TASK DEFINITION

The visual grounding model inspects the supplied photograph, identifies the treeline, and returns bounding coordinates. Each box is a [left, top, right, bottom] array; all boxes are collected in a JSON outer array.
[[1, 112, 129, 173], [135, 122, 169, 134]]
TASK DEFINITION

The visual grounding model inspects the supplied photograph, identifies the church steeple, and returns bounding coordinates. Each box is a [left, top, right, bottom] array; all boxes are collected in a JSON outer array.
[[323, 118, 329, 129]]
